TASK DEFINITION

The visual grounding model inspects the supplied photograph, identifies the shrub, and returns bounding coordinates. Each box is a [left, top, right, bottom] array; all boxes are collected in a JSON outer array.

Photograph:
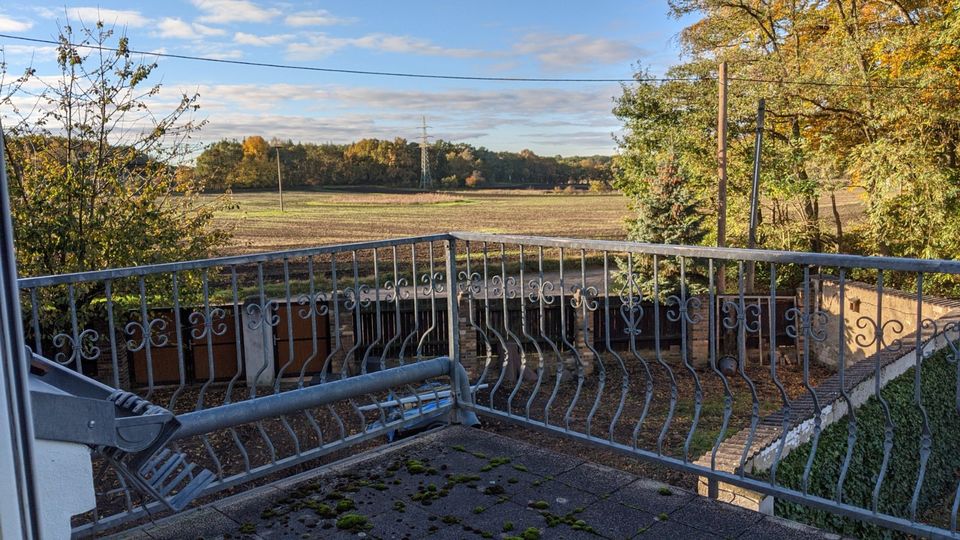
[[465, 170, 485, 188], [765, 351, 960, 537], [588, 179, 612, 192]]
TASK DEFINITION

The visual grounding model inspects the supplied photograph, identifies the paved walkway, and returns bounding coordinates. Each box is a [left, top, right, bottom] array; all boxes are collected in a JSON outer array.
[[116, 426, 839, 540]]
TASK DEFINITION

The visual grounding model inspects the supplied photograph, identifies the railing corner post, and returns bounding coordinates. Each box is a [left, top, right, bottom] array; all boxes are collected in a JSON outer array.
[[444, 237, 464, 421]]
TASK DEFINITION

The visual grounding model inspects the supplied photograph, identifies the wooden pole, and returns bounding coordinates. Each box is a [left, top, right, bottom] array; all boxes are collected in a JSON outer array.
[[717, 61, 728, 293], [275, 146, 284, 212]]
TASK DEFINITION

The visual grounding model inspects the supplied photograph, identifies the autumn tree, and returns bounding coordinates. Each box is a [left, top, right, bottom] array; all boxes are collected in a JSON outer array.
[[617, 1, 960, 292]]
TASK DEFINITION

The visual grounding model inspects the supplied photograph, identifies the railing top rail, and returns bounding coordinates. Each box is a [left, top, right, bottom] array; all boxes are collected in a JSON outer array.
[[450, 232, 960, 275], [19, 230, 960, 289], [17, 233, 452, 288]]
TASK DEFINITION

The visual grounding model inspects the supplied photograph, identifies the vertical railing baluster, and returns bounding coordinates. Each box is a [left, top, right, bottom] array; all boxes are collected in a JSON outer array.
[[252, 263, 277, 464], [169, 273, 186, 411], [710, 260, 734, 478], [103, 282, 119, 389], [345, 250, 367, 431], [225, 266, 251, 473], [463, 242, 492, 401], [736, 262, 761, 477], [29, 288, 42, 355], [835, 269, 856, 501], [323, 255, 347, 442], [195, 270, 224, 477], [136, 279, 154, 399], [603, 252, 629, 443], [362, 249, 389, 427], [392, 246, 423, 415], [296, 256, 325, 446], [277, 258, 296, 383], [870, 271, 895, 512], [654, 255, 678, 455], [562, 247, 585, 432], [800, 266, 823, 493], [768, 264, 791, 486], [445, 238, 462, 416], [581, 250, 604, 438], [627, 252, 654, 450], [909, 273, 932, 520], [510, 245, 541, 417], [536, 246, 561, 425], [677, 258, 703, 462]]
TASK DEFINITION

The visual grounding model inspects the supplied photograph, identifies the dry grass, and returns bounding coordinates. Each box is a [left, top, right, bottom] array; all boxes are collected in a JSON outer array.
[[207, 189, 631, 254]]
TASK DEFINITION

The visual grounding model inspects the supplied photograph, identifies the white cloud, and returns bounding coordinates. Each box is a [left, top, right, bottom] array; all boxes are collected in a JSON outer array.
[[284, 10, 355, 27], [184, 83, 618, 119], [234, 32, 294, 47], [0, 44, 56, 59], [352, 34, 485, 58], [514, 33, 644, 72], [285, 33, 485, 61], [155, 18, 225, 39], [285, 34, 351, 60], [191, 0, 279, 24], [0, 13, 33, 32], [42, 7, 150, 28]]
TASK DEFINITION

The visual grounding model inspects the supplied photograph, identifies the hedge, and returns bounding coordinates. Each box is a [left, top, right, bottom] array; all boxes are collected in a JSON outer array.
[[764, 350, 960, 538]]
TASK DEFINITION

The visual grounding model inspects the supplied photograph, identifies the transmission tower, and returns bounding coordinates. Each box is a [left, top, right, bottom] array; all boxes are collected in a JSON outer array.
[[419, 116, 433, 190]]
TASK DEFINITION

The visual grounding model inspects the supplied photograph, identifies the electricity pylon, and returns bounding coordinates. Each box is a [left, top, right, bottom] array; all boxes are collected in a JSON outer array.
[[419, 116, 433, 190]]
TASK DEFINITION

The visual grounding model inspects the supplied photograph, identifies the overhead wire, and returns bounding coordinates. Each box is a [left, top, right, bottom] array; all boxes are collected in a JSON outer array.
[[0, 33, 956, 92]]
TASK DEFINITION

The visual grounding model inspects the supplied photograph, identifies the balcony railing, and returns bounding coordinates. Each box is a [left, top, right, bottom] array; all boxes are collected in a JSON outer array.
[[18, 232, 960, 538]]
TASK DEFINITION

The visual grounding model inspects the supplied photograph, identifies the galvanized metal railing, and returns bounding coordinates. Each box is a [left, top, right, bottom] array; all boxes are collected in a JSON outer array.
[[448, 232, 960, 539], [19, 234, 472, 536], [18, 231, 960, 537]]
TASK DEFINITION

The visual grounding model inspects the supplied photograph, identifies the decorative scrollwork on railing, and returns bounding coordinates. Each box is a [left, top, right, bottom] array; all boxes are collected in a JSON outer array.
[[942, 320, 960, 364], [784, 306, 829, 342], [665, 295, 703, 325], [420, 272, 445, 295], [53, 329, 101, 365], [527, 279, 556, 305], [570, 284, 598, 311], [744, 303, 762, 333], [245, 300, 281, 330], [383, 278, 410, 303], [342, 285, 372, 310], [854, 315, 904, 352], [296, 291, 330, 319], [189, 308, 229, 340], [618, 273, 645, 336], [920, 318, 940, 359], [721, 300, 741, 331], [490, 275, 517, 299], [125, 318, 169, 352], [457, 271, 481, 299]]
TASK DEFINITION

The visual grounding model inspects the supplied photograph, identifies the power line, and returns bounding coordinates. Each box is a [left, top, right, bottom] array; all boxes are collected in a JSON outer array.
[[0, 34, 654, 83], [0, 33, 956, 91]]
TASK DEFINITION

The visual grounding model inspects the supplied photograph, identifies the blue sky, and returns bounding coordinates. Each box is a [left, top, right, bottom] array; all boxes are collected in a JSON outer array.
[[0, 2, 695, 156]]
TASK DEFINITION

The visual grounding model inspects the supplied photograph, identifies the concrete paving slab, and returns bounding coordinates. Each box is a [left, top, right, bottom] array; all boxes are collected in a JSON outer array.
[[112, 426, 839, 540]]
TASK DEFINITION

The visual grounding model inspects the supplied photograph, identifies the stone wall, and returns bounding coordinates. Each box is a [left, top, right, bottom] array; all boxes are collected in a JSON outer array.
[[810, 278, 960, 368]]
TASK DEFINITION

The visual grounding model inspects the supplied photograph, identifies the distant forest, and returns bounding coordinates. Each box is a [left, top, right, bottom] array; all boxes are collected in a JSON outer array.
[[194, 136, 613, 190]]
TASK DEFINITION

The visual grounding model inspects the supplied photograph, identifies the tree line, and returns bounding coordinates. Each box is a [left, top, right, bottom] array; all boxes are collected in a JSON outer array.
[[194, 135, 613, 190]]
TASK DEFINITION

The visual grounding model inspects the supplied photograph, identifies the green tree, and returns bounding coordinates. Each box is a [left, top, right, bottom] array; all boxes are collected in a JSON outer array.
[[1, 22, 231, 278], [195, 139, 243, 190], [617, 152, 707, 298]]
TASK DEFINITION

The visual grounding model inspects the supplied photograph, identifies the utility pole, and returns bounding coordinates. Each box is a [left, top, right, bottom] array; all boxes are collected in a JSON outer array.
[[419, 116, 433, 190], [271, 140, 284, 212], [746, 98, 766, 292], [717, 61, 728, 293]]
